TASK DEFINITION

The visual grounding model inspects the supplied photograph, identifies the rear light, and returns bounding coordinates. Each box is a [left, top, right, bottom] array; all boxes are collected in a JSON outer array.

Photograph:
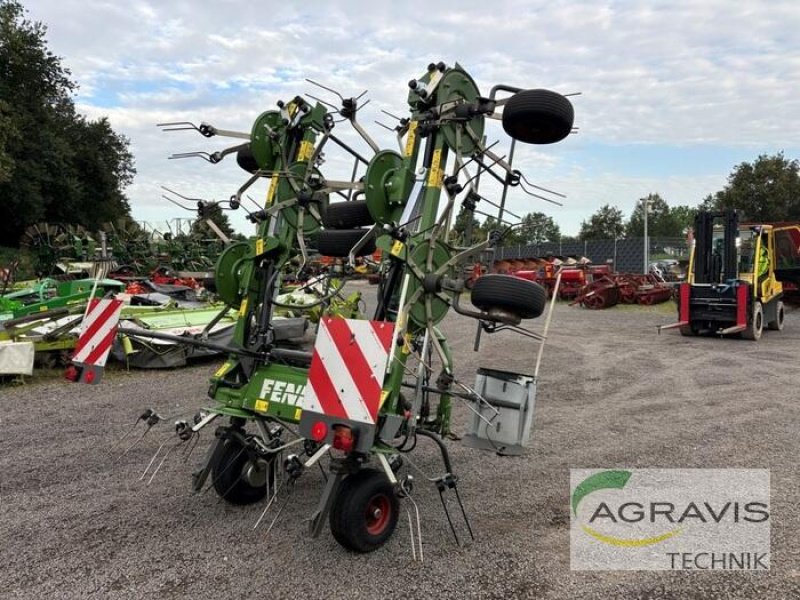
[[332, 425, 355, 453], [310, 421, 328, 442], [64, 366, 79, 381]]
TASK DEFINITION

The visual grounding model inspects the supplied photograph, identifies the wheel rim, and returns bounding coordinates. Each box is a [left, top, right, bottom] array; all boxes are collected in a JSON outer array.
[[365, 493, 391, 535]]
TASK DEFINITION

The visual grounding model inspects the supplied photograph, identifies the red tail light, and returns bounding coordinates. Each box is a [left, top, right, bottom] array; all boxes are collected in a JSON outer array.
[[64, 366, 79, 381], [332, 425, 355, 453], [310, 421, 328, 442]]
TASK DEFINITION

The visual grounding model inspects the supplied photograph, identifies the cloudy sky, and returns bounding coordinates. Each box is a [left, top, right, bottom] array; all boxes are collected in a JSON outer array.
[[26, 0, 800, 236]]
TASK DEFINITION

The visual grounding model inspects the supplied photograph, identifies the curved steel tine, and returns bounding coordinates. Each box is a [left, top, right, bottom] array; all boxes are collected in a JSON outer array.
[[157, 121, 201, 133], [147, 440, 183, 485], [140, 437, 170, 480], [168, 152, 213, 162]]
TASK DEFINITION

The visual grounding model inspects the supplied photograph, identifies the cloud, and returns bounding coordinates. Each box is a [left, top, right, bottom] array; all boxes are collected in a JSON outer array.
[[26, 0, 800, 234]]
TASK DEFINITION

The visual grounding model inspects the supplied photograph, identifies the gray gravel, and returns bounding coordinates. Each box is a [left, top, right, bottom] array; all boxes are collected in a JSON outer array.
[[1, 288, 798, 599]]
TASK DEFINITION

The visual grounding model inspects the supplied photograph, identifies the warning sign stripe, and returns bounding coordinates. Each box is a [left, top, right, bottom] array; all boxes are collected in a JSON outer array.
[[304, 318, 395, 424], [73, 299, 123, 365]]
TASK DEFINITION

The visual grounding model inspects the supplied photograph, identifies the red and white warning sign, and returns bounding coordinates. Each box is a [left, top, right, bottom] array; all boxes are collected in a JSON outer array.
[[303, 317, 394, 424], [67, 298, 124, 384]]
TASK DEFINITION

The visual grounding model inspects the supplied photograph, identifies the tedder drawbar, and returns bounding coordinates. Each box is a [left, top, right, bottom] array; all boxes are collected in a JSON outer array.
[[88, 63, 576, 555]]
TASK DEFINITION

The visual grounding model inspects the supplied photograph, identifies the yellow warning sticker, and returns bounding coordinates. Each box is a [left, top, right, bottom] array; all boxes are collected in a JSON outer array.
[[379, 390, 390, 408], [404, 121, 418, 157], [294, 407, 302, 420], [427, 148, 443, 187], [255, 399, 269, 413], [401, 333, 413, 355], [266, 173, 279, 206], [390, 240, 405, 257], [214, 362, 232, 378], [297, 140, 314, 162], [239, 298, 248, 317], [256, 238, 264, 256]]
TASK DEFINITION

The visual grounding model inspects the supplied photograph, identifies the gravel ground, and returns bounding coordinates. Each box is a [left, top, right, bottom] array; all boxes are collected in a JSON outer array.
[[1, 285, 798, 599]]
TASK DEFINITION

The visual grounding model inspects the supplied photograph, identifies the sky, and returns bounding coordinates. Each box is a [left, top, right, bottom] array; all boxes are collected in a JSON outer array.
[[24, 0, 800, 237]]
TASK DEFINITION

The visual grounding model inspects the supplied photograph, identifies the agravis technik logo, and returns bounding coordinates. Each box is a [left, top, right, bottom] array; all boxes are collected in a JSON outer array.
[[570, 469, 770, 571]]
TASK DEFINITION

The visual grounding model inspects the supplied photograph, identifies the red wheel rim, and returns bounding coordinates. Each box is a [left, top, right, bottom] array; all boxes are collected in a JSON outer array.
[[365, 493, 391, 535]]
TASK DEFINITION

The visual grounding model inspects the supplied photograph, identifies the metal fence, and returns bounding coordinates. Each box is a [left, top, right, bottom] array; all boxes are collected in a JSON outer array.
[[495, 237, 690, 273]]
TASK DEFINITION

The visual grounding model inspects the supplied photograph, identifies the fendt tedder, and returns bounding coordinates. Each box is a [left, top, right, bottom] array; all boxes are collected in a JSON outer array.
[[662, 209, 800, 340], [102, 63, 576, 554]]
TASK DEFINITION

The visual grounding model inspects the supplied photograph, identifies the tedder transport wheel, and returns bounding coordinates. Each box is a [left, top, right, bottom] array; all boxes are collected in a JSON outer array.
[[742, 301, 764, 341], [314, 229, 376, 258], [767, 300, 785, 331], [502, 89, 574, 145], [329, 469, 399, 553], [236, 144, 259, 174], [471, 274, 547, 319], [322, 200, 375, 229], [212, 435, 270, 505]]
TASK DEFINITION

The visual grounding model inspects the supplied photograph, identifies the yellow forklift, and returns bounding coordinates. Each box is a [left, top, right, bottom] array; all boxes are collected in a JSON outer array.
[[662, 210, 790, 340]]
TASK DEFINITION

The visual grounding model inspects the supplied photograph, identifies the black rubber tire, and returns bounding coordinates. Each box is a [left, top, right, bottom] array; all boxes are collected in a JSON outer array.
[[679, 324, 698, 337], [471, 274, 547, 319], [314, 229, 376, 257], [742, 301, 764, 341], [329, 469, 399, 553], [767, 300, 785, 331], [236, 144, 259, 173], [211, 436, 268, 505], [502, 89, 574, 144], [323, 200, 375, 229]]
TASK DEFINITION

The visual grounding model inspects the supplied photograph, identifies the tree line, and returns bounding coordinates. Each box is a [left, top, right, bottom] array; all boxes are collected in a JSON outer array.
[[0, 0, 135, 247]]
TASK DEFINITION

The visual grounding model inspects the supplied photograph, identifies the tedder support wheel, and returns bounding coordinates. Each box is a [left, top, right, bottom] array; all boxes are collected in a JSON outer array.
[[742, 301, 764, 341], [767, 300, 785, 331], [470, 274, 547, 320], [314, 229, 376, 258], [322, 200, 375, 229], [212, 435, 270, 505], [329, 469, 399, 553], [236, 144, 259, 174], [502, 89, 574, 145]]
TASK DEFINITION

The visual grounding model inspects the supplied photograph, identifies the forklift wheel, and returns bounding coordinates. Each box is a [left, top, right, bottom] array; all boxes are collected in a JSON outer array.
[[212, 436, 270, 505], [767, 300, 785, 331], [742, 301, 764, 341], [471, 274, 547, 319], [502, 89, 574, 144], [329, 469, 399, 553]]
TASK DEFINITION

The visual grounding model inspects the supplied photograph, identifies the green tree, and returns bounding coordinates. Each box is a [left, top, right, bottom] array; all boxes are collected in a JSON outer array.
[[191, 202, 236, 240], [517, 211, 561, 245], [702, 153, 800, 222], [579, 204, 625, 240], [0, 0, 135, 246], [626, 194, 695, 238]]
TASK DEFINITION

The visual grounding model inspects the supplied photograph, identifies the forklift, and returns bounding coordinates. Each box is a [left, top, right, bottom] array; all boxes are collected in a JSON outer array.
[[662, 209, 785, 340]]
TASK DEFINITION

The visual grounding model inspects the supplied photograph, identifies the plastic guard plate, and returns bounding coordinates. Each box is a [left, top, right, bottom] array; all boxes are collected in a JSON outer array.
[[299, 318, 394, 450]]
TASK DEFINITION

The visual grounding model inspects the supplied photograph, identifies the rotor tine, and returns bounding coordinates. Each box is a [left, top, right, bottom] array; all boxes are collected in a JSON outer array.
[[355, 89, 368, 101], [304, 93, 338, 111], [406, 507, 417, 562], [140, 440, 167, 480], [305, 78, 344, 102], [108, 419, 143, 454], [374, 121, 395, 132], [453, 484, 474, 541], [115, 425, 153, 462], [183, 433, 200, 460], [265, 486, 294, 536], [438, 483, 461, 546], [381, 109, 404, 122], [147, 440, 182, 485], [254, 476, 285, 530]]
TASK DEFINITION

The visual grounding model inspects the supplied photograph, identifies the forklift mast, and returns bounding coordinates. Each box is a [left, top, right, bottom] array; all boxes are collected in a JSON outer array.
[[693, 209, 738, 284]]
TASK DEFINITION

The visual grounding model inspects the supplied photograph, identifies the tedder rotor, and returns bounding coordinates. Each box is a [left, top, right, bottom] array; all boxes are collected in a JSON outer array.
[[95, 62, 576, 555]]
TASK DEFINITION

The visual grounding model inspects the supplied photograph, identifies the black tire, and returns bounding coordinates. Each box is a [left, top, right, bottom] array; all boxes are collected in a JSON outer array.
[[679, 324, 697, 337], [767, 300, 785, 331], [323, 200, 375, 229], [502, 89, 574, 144], [471, 274, 547, 319], [742, 301, 764, 341], [314, 229, 376, 257], [329, 469, 399, 553], [211, 436, 269, 505], [236, 145, 259, 173]]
